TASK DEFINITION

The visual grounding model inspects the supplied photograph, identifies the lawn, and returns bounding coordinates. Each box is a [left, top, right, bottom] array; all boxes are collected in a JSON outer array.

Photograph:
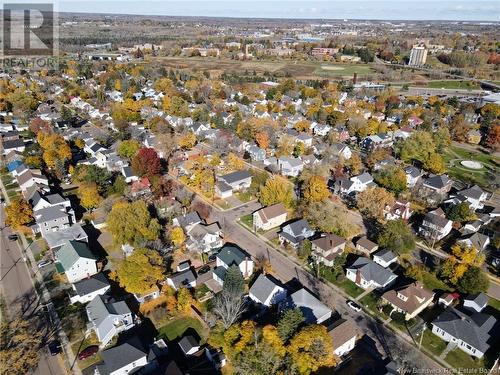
[[425, 80, 480, 90], [157, 315, 208, 343], [445, 348, 485, 372], [71, 332, 101, 370], [419, 329, 447, 356], [334, 279, 364, 298], [489, 298, 500, 312], [234, 191, 255, 203], [313, 63, 375, 78], [240, 214, 253, 229], [421, 270, 452, 293], [359, 293, 388, 318]]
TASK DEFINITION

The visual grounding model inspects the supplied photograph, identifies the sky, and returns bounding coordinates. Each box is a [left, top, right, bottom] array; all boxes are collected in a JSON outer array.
[[10, 1, 500, 21]]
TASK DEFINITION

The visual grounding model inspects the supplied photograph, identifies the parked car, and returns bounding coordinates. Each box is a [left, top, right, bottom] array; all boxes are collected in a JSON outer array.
[[78, 345, 99, 360], [347, 300, 362, 312], [48, 340, 62, 356], [8, 234, 18, 241], [208, 253, 217, 262], [197, 265, 210, 275], [37, 260, 52, 269]]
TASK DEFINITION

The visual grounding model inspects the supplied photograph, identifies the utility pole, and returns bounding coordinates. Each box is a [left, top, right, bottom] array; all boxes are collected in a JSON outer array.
[[419, 324, 426, 350]]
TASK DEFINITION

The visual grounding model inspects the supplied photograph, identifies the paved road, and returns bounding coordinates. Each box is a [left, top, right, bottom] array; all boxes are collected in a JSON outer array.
[[208, 201, 444, 371], [0, 205, 67, 375]]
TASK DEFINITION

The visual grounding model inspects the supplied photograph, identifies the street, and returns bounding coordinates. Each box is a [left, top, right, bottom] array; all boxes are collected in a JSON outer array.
[[0, 204, 67, 375], [208, 200, 444, 371]]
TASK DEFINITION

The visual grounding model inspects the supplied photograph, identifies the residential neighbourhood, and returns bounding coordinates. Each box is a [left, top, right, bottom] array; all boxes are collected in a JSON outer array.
[[1, 4, 500, 375]]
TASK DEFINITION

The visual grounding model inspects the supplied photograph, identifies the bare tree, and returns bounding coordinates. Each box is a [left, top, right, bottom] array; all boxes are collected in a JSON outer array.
[[213, 290, 246, 329]]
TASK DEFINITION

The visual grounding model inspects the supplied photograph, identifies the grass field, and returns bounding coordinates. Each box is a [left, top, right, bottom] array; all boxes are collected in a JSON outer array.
[[333, 278, 364, 298], [313, 63, 375, 78], [445, 348, 485, 372], [157, 315, 207, 343], [425, 80, 481, 90], [419, 330, 447, 356], [489, 298, 500, 311], [240, 214, 253, 229]]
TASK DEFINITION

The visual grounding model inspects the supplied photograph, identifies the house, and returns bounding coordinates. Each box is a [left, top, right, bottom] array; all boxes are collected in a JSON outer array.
[[253, 203, 288, 231], [281, 288, 332, 324], [1, 138, 25, 155], [213, 244, 254, 284], [313, 124, 331, 136], [381, 282, 434, 320], [311, 233, 346, 267], [33, 206, 75, 237], [453, 185, 489, 211], [349, 172, 374, 193], [55, 240, 98, 283], [215, 170, 252, 198], [419, 208, 452, 241], [69, 273, 111, 304], [422, 174, 453, 194], [16, 169, 49, 192], [329, 142, 352, 160], [463, 293, 488, 313], [248, 274, 287, 307], [346, 257, 397, 290], [205, 347, 227, 370], [44, 223, 88, 250], [431, 307, 496, 358], [275, 156, 304, 177], [361, 133, 393, 151], [296, 133, 313, 146], [133, 286, 160, 304], [95, 341, 148, 375], [438, 292, 459, 307], [327, 318, 358, 357], [179, 335, 200, 356], [458, 232, 490, 251], [166, 269, 197, 291], [247, 145, 266, 161], [86, 294, 135, 347], [173, 212, 202, 231], [121, 166, 138, 183], [372, 249, 398, 268], [185, 222, 223, 254], [130, 177, 151, 196], [384, 199, 412, 221], [279, 219, 315, 248], [355, 236, 378, 255]]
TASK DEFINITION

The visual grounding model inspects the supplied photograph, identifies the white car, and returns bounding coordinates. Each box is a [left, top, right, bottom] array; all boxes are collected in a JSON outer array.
[[37, 260, 52, 269], [347, 300, 362, 312]]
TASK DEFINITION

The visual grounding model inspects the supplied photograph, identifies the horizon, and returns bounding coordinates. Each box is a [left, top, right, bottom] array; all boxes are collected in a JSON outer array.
[[27, 1, 500, 22]]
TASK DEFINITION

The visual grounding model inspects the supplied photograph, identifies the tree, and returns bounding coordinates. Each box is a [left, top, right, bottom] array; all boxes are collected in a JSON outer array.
[[288, 325, 335, 375], [377, 219, 415, 255], [176, 287, 195, 313], [0, 317, 43, 375], [365, 148, 391, 169], [295, 119, 311, 133], [356, 187, 395, 222], [223, 265, 245, 296], [5, 198, 33, 229], [262, 325, 286, 357], [214, 265, 246, 329], [227, 152, 245, 171], [259, 176, 294, 209], [117, 140, 140, 159], [303, 200, 360, 238], [37, 132, 72, 170], [277, 309, 305, 342], [486, 123, 500, 151], [440, 244, 485, 285], [276, 135, 295, 157], [178, 132, 196, 150], [233, 341, 284, 375], [111, 248, 164, 295], [446, 202, 476, 223], [457, 266, 490, 294], [72, 165, 112, 195], [78, 182, 102, 212], [374, 167, 407, 195], [131, 148, 161, 177], [423, 152, 445, 174], [255, 131, 269, 149], [448, 114, 469, 142], [170, 226, 185, 247], [106, 200, 160, 246], [346, 153, 363, 175], [302, 175, 329, 203]]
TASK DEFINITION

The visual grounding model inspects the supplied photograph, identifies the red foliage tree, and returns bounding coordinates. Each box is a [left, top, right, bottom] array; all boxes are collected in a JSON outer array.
[[486, 123, 500, 151], [29, 117, 52, 135], [131, 147, 161, 177]]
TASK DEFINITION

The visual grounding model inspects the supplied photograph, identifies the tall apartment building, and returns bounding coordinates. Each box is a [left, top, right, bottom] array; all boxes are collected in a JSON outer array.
[[408, 46, 428, 66]]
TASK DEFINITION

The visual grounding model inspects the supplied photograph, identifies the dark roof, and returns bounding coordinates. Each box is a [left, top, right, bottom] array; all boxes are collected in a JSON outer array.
[[168, 269, 196, 289], [404, 165, 422, 178], [2, 139, 24, 149], [432, 307, 496, 353], [356, 236, 378, 251], [283, 219, 312, 238], [97, 342, 147, 375], [347, 257, 397, 286], [174, 212, 201, 229], [423, 209, 450, 228], [216, 244, 248, 267], [178, 335, 199, 354], [73, 273, 109, 296], [312, 233, 346, 251], [458, 185, 486, 200], [465, 293, 488, 308], [424, 174, 451, 190], [220, 170, 251, 184], [373, 249, 397, 263]]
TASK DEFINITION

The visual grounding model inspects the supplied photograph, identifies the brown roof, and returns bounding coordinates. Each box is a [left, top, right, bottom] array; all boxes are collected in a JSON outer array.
[[356, 236, 378, 251], [312, 233, 346, 252], [382, 282, 434, 315], [328, 319, 358, 350], [256, 203, 287, 224]]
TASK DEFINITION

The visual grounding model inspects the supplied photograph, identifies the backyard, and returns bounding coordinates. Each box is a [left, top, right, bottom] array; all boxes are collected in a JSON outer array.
[[157, 315, 208, 343], [445, 348, 485, 373]]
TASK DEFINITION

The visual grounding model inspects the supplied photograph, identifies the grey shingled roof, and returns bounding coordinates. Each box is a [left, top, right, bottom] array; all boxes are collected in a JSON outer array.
[[220, 170, 251, 184], [432, 307, 495, 353], [249, 274, 282, 304], [168, 269, 196, 289], [465, 293, 488, 308], [97, 342, 146, 375], [174, 212, 202, 229], [178, 335, 199, 354], [373, 249, 397, 263], [44, 224, 88, 249], [34, 206, 67, 222], [458, 185, 485, 200], [73, 273, 110, 296], [86, 295, 131, 341], [424, 174, 451, 190], [284, 219, 312, 238], [347, 257, 397, 286], [284, 288, 331, 324]]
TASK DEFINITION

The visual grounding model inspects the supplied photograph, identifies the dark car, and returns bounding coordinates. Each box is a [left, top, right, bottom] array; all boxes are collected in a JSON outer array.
[[78, 345, 99, 360], [8, 234, 18, 241], [48, 340, 62, 356], [197, 265, 210, 275], [208, 253, 217, 262]]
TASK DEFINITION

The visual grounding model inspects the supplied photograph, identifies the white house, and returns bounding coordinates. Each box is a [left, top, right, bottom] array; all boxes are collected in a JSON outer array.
[[252, 203, 288, 231], [213, 245, 254, 285], [55, 240, 98, 283], [249, 274, 287, 307], [95, 341, 148, 375], [328, 319, 358, 357], [372, 249, 398, 268], [185, 222, 223, 253], [346, 257, 397, 290], [419, 208, 452, 241], [69, 273, 110, 304], [166, 269, 197, 291], [281, 288, 332, 324], [463, 293, 488, 313], [349, 172, 374, 193]]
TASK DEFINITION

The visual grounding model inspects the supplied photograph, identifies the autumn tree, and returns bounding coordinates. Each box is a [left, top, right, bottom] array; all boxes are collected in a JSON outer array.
[[446, 202, 476, 223], [259, 176, 295, 209], [356, 187, 395, 222], [78, 182, 102, 212], [111, 248, 164, 295], [37, 132, 72, 170], [5, 198, 33, 229], [440, 244, 485, 286], [485, 123, 500, 151], [295, 119, 311, 133], [276, 135, 295, 157], [303, 200, 360, 238], [178, 131, 196, 150], [131, 147, 161, 177], [227, 152, 245, 171], [255, 131, 270, 149], [288, 325, 335, 375], [377, 219, 415, 255], [117, 139, 140, 159], [457, 266, 489, 294], [302, 175, 329, 203], [170, 226, 185, 247], [106, 200, 160, 246], [176, 287, 195, 313], [346, 153, 363, 175], [262, 325, 286, 357], [374, 166, 407, 195]]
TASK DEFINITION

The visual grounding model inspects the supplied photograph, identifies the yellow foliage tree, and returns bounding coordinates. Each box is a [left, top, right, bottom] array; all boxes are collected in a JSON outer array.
[[176, 287, 195, 314], [259, 176, 294, 209], [179, 132, 196, 150], [255, 131, 270, 149], [5, 198, 33, 229], [303, 175, 329, 203], [170, 226, 186, 247], [262, 325, 286, 357], [78, 182, 102, 212], [294, 119, 311, 133], [227, 152, 245, 171], [37, 132, 72, 170]]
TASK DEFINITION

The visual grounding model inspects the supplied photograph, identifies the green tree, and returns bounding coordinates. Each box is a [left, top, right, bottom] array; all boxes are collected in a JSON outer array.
[[303, 200, 360, 238], [447, 202, 476, 223], [377, 219, 415, 255], [457, 266, 490, 294], [106, 200, 160, 246], [111, 248, 164, 295], [374, 167, 407, 195], [277, 309, 305, 342], [117, 139, 140, 159], [223, 265, 245, 296]]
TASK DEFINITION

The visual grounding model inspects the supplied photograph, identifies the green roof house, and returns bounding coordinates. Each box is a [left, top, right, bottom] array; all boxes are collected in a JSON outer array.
[[55, 240, 98, 283]]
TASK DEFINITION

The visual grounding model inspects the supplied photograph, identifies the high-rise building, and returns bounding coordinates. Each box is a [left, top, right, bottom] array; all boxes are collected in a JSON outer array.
[[408, 46, 428, 67]]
